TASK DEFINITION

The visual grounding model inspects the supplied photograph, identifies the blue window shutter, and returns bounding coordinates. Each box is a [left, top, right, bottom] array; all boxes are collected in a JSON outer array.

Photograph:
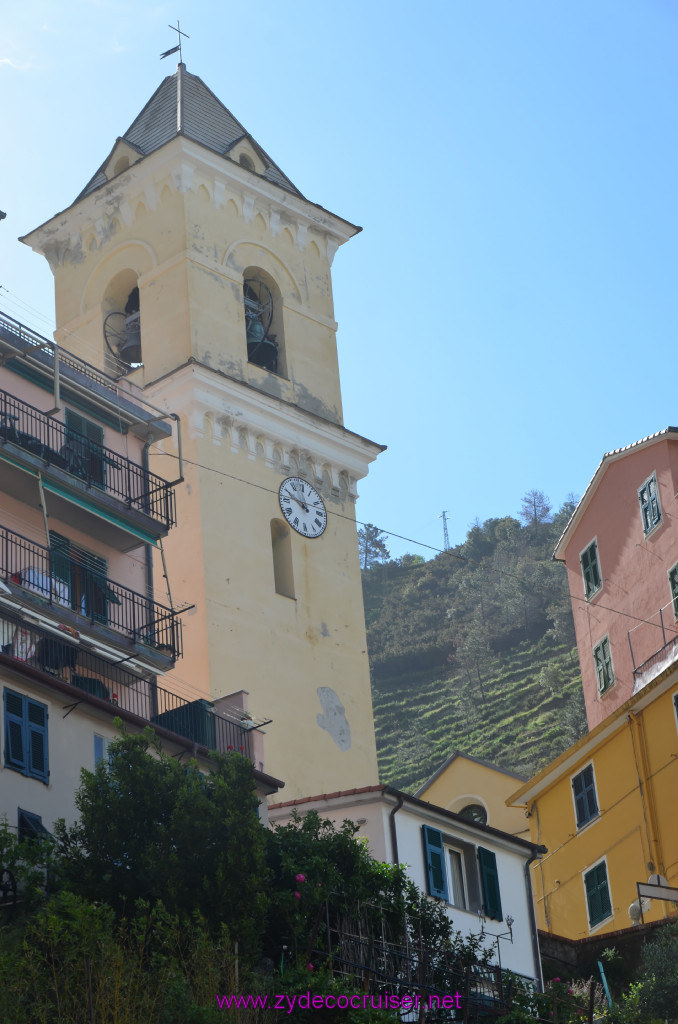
[[422, 826, 449, 900], [4, 689, 26, 771], [27, 699, 49, 783], [478, 847, 503, 920]]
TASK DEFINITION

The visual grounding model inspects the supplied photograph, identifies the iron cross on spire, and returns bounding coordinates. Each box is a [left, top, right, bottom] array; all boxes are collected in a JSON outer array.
[[160, 21, 190, 62]]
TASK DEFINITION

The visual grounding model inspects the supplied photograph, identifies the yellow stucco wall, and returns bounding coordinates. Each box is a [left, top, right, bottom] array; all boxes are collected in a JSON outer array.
[[418, 755, 529, 837], [515, 680, 678, 940]]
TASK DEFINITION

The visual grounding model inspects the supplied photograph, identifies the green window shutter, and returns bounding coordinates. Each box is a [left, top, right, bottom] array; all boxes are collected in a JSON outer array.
[[27, 699, 49, 783], [4, 689, 26, 771], [670, 566, 678, 617], [65, 409, 105, 487], [422, 826, 449, 900], [572, 765, 598, 828], [49, 532, 71, 587], [478, 847, 503, 921], [585, 862, 611, 927]]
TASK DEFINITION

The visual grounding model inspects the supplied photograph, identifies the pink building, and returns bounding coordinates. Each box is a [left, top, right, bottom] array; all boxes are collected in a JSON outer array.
[[0, 309, 277, 842], [555, 428, 678, 728]]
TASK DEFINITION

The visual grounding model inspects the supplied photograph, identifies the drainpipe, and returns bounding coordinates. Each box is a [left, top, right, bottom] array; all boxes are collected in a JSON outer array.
[[142, 434, 159, 719], [524, 847, 547, 993], [628, 711, 664, 877], [389, 792, 404, 865], [142, 434, 156, 608]]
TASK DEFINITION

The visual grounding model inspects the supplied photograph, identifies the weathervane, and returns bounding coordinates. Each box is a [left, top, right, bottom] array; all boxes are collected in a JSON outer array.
[[161, 20, 189, 62]]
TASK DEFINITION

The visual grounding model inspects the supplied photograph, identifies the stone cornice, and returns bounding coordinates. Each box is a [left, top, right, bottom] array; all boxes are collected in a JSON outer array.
[[144, 361, 384, 500], [21, 136, 359, 268]]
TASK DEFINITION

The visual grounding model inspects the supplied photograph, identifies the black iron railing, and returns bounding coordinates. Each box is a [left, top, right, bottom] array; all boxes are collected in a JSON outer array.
[[0, 524, 182, 660], [0, 606, 249, 757], [0, 309, 121, 395], [632, 634, 678, 680], [0, 388, 175, 530]]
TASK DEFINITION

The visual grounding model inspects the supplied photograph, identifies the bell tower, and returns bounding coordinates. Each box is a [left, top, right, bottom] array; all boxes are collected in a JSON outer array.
[[21, 64, 383, 799]]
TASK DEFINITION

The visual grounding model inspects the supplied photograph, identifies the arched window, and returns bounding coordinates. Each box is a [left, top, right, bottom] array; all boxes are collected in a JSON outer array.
[[243, 269, 285, 376], [102, 271, 142, 374], [271, 519, 294, 598], [239, 153, 255, 172], [458, 803, 488, 826]]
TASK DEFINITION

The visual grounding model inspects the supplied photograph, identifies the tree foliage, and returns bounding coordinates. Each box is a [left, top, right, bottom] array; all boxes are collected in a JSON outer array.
[[54, 728, 267, 954], [358, 523, 390, 570]]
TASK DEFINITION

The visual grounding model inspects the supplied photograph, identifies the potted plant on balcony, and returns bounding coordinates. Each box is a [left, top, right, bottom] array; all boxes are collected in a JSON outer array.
[[241, 712, 256, 730]]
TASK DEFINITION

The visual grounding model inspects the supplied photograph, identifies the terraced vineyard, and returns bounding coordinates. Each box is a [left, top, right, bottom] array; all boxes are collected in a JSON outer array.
[[372, 634, 583, 792], [361, 505, 586, 793]]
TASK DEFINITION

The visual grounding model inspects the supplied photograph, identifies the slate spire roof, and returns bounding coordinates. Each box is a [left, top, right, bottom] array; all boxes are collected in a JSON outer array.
[[77, 63, 302, 201]]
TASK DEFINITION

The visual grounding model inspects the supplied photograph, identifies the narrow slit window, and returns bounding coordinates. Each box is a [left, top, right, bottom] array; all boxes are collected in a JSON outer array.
[[271, 519, 294, 598]]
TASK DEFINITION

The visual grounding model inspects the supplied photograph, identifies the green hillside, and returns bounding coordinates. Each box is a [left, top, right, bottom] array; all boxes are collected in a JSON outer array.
[[362, 498, 586, 792]]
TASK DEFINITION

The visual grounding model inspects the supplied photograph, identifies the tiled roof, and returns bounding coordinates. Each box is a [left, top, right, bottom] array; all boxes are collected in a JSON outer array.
[[77, 64, 302, 200]]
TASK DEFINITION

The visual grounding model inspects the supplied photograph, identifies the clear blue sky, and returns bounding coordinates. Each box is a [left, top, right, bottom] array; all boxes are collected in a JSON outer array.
[[3, 2, 677, 558]]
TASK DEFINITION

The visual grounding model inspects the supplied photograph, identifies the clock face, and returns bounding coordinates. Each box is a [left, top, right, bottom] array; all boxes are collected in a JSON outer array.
[[279, 477, 327, 538]]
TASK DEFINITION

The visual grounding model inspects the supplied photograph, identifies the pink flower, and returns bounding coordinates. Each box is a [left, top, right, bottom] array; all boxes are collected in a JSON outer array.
[[553, 977, 560, 983], [308, 963, 314, 971], [227, 745, 233, 750], [317, 882, 322, 888], [295, 873, 306, 883], [293, 891, 301, 900]]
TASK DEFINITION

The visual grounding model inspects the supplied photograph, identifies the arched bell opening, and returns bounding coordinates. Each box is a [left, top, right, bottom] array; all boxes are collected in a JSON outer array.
[[243, 268, 286, 377], [102, 270, 143, 375]]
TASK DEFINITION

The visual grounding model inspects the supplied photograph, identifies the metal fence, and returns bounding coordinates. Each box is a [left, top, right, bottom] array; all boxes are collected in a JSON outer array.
[[0, 309, 120, 395], [0, 387, 175, 529], [0, 606, 249, 757], [0, 523, 182, 660]]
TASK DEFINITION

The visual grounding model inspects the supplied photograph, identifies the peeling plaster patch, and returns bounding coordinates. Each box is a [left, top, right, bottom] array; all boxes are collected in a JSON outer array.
[[316, 687, 351, 751]]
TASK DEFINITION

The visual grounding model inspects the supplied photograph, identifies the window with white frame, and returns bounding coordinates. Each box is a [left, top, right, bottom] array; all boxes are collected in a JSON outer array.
[[572, 763, 599, 828], [447, 847, 467, 910], [638, 473, 661, 536], [593, 636, 614, 694], [421, 826, 502, 919], [580, 540, 602, 599], [584, 859, 612, 929], [94, 734, 109, 766]]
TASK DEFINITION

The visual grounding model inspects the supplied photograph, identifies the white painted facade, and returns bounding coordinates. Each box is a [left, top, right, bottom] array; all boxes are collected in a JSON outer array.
[[269, 786, 543, 986], [1, 659, 278, 839]]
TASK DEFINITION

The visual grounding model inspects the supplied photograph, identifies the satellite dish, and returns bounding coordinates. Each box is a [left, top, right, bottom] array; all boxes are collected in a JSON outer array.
[[629, 897, 651, 922]]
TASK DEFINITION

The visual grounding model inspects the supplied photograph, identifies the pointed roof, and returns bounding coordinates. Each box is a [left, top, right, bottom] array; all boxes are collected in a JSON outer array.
[[552, 426, 678, 560], [77, 64, 303, 201]]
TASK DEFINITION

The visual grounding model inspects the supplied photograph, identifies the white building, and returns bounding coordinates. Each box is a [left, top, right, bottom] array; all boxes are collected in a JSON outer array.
[[270, 784, 544, 988]]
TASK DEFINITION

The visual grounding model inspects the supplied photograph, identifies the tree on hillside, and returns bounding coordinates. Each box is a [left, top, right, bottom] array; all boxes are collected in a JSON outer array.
[[358, 523, 390, 569], [519, 489, 552, 534]]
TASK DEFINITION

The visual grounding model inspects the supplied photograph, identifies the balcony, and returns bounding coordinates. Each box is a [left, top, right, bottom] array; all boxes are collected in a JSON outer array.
[[0, 524, 182, 663], [0, 388, 175, 543], [0, 605, 252, 757], [629, 599, 678, 692]]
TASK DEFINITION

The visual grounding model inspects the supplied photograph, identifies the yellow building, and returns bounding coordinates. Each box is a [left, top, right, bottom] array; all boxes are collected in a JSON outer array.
[[416, 751, 529, 838], [21, 63, 383, 799], [508, 665, 678, 940]]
